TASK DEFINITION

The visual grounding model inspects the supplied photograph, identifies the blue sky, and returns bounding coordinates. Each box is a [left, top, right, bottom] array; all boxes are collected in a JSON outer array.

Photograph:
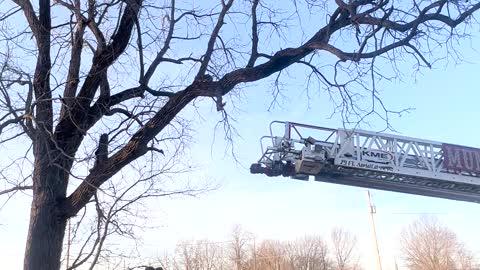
[[2, 2, 480, 270]]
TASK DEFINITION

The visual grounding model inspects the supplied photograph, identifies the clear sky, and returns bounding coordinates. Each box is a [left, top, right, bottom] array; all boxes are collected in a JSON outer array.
[[2, 2, 480, 270]]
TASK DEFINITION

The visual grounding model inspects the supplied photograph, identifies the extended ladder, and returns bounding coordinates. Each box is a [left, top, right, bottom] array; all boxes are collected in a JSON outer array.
[[250, 121, 480, 203]]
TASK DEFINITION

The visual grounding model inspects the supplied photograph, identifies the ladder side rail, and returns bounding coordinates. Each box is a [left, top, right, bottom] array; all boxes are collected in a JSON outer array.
[[434, 152, 444, 173], [330, 132, 341, 158], [400, 142, 414, 168], [331, 156, 480, 185], [281, 121, 340, 143], [406, 141, 442, 172], [269, 121, 288, 148], [415, 143, 430, 171], [397, 140, 437, 171], [410, 143, 424, 169], [324, 131, 337, 142], [367, 135, 376, 150], [375, 136, 387, 150], [396, 141, 407, 165], [414, 142, 432, 171], [338, 128, 447, 173], [330, 131, 453, 176], [339, 128, 444, 146], [349, 131, 444, 173], [287, 121, 338, 133], [393, 167, 480, 185], [374, 136, 384, 150], [394, 138, 399, 165], [356, 132, 362, 161], [259, 135, 276, 159], [349, 130, 444, 151]]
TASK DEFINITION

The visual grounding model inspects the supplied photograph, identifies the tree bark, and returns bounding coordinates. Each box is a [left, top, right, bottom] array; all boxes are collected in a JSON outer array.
[[24, 160, 68, 270], [24, 198, 67, 270]]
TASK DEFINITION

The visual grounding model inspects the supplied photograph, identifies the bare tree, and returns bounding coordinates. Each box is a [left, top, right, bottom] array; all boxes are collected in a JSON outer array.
[[255, 240, 286, 270], [156, 232, 366, 270], [400, 215, 477, 270], [64, 169, 207, 270], [455, 243, 477, 270], [229, 224, 253, 270], [331, 227, 360, 270], [174, 239, 226, 270], [176, 240, 199, 270], [1, 1, 480, 270], [284, 235, 332, 270]]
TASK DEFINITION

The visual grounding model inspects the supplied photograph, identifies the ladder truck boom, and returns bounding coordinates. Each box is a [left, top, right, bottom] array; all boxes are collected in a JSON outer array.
[[250, 121, 480, 203]]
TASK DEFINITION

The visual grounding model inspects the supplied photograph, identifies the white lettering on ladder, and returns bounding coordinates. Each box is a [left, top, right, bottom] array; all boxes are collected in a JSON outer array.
[[339, 158, 394, 172]]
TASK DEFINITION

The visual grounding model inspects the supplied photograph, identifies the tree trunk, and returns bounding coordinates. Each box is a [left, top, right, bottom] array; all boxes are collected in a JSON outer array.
[[24, 165, 68, 270]]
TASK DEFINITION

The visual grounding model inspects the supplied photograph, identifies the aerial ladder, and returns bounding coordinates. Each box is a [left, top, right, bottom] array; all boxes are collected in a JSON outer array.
[[250, 121, 480, 203]]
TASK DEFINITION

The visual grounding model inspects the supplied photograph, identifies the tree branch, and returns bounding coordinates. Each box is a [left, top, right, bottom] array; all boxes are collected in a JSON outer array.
[[246, 0, 259, 68], [142, 0, 176, 85], [59, 0, 480, 219], [54, 0, 143, 158], [62, 12, 349, 217], [10, 0, 40, 40], [0, 185, 33, 196], [64, 88, 197, 216], [60, 12, 86, 118], [196, 0, 234, 78]]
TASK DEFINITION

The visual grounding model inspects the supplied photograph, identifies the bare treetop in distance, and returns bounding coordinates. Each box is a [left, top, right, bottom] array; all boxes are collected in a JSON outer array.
[[153, 226, 363, 270], [331, 227, 361, 270], [400, 215, 477, 270], [1, 1, 480, 270]]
